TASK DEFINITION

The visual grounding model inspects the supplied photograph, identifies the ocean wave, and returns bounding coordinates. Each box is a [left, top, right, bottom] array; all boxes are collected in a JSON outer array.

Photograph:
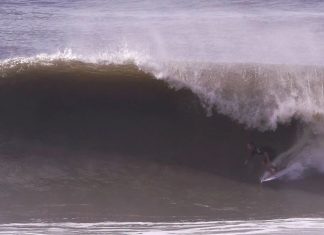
[[1, 50, 324, 130], [1, 50, 324, 180]]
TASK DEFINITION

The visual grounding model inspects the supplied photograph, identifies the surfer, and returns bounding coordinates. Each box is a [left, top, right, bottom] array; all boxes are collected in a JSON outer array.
[[245, 142, 277, 174]]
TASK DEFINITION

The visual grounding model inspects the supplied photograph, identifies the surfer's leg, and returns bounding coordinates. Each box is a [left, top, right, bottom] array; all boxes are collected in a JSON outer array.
[[267, 164, 277, 174]]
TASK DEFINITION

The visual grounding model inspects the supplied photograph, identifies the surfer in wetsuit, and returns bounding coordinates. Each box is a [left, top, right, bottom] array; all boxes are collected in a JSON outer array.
[[245, 142, 277, 174]]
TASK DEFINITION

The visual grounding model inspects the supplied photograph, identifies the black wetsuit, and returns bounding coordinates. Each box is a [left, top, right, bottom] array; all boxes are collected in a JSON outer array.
[[252, 146, 276, 163]]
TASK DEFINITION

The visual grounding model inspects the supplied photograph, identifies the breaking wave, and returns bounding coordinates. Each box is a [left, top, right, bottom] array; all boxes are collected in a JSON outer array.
[[2, 49, 324, 130], [1, 49, 324, 180]]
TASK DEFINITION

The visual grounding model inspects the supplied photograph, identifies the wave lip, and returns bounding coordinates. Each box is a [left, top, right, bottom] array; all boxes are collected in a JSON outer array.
[[156, 62, 324, 130]]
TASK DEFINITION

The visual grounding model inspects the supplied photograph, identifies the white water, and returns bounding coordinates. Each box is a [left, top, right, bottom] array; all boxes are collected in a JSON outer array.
[[0, 218, 324, 235]]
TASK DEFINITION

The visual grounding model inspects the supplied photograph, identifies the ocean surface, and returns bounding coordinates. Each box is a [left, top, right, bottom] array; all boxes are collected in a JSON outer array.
[[1, 0, 324, 234]]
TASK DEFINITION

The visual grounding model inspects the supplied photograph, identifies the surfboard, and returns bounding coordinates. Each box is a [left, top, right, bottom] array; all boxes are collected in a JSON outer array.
[[259, 150, 294, 183], [260, 167, 290, 183]]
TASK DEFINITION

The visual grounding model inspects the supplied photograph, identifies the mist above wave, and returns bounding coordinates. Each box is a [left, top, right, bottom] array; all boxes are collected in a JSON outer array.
[[2, 0, 324, 65]]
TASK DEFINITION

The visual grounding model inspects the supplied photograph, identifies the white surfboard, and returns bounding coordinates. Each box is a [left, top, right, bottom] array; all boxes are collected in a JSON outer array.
[[260, 167, 291, 183]]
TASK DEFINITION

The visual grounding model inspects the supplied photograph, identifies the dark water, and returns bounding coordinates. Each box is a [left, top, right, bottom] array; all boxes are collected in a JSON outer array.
[[1, 0, 324, 234]]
